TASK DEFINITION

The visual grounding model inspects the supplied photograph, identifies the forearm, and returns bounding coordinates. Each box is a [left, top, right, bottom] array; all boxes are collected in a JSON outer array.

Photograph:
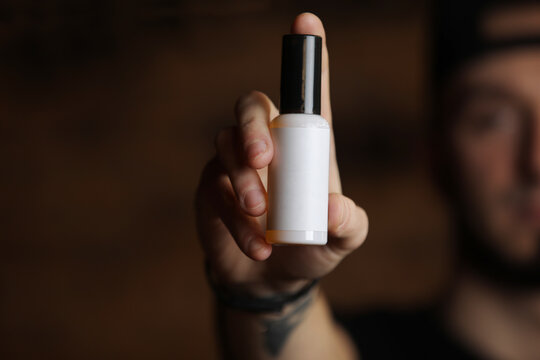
[[216, 288, 358, 360]]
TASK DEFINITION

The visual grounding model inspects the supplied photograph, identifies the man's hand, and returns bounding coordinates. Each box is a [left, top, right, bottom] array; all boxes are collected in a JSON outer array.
[[195, 12, 368, 298]]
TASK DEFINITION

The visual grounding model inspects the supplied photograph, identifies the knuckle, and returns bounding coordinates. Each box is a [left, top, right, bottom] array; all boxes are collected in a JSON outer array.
[[240, 115, 258, 130], [340, 197, 355, 229], [335, 196, 358, 235], [213, 174, 236, 210], [235, 90, 269, 121], [241, 121, 271, 151], [327, 195, 369, 253], [215, 173, 231, 194], [235, 90, 264, 112], [346, 197, 358, 215], [356, 206, 369, 240], [239, 233, 253, 251]]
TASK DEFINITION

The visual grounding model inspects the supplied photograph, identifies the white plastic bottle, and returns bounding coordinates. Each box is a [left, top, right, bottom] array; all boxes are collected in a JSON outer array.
[[266, 34, 330, 246]]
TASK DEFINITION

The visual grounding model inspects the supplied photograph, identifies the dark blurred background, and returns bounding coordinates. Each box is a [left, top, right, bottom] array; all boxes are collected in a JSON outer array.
[[1, 0, 451, 359]]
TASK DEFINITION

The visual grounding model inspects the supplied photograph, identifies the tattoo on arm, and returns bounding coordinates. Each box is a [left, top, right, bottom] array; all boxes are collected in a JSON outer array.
[[261, 292, 315, 357]]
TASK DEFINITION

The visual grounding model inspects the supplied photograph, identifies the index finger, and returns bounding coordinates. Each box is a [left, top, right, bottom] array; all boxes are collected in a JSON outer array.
[[235, 90, 279, 169]]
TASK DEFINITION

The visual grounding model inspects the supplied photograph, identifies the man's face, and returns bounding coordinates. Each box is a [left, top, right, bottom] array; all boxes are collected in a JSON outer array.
[[451, 48, 540, 265]]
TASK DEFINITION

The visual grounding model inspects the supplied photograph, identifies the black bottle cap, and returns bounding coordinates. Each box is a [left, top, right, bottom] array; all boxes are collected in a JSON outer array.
[[279, 34, 322, 115]]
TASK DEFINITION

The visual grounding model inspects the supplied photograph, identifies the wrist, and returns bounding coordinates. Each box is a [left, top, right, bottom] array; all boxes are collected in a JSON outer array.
[[205, 260, 319, 313]]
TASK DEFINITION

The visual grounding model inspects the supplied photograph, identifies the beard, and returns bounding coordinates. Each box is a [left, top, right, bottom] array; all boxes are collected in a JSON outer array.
[[456, 210, 540, 292]]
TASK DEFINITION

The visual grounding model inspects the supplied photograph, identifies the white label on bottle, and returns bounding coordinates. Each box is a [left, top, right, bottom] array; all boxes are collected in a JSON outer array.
[[267, 126, 330, 232]]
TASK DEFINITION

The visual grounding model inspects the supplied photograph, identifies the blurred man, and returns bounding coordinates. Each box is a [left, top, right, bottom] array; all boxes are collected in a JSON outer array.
[[195, 1, 540, 359]]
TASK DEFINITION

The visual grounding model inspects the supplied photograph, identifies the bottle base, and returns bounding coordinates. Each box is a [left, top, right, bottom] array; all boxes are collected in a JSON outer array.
[[265, 230, 327, 246]]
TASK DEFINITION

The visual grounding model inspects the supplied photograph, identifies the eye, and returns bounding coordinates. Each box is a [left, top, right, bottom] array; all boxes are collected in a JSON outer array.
[[466, 104, 522, 135]]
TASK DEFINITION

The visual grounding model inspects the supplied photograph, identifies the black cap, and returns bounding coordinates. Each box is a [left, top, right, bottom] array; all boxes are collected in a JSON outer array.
[[279, 34, 322, 115]]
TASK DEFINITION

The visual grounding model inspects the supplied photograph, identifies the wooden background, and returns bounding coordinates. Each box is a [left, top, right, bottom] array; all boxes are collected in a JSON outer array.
[[1, 1, 452, 359]]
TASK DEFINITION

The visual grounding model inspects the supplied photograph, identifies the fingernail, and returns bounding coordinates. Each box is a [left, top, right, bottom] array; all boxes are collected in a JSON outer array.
[[244, 189, 265, 210], [246, 140, 266, 160]]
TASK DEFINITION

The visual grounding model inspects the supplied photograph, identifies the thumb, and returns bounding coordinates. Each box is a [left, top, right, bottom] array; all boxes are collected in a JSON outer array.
[[327, 193, 369, 255], [290, 12, 331, 124]]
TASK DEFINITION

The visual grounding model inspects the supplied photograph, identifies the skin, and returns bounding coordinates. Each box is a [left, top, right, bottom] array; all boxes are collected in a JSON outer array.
[[451, 49, 540, 263], [445, 48, 540, 360], [439, 6, 540, 360], [195, 13, 367, 360], [196, 6, 540, 360]]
